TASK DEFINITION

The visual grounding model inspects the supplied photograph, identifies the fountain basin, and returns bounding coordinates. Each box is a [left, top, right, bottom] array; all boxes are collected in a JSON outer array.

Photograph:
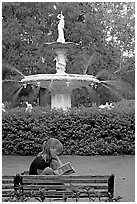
[[21, 73, 99, 91], [21, 74, 99, 110]]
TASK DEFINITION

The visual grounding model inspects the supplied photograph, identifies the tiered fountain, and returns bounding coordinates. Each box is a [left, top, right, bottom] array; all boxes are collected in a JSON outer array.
[[21, 12, 100, 110]]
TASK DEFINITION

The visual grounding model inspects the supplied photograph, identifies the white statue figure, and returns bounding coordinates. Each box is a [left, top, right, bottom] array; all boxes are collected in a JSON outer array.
[[99, 102, 114, 110], [2, 103, 6, 112], [25, 101, 33, 113], [57, 11, 65, 43]]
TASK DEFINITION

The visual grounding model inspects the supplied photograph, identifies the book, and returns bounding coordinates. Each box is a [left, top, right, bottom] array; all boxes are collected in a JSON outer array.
[[58, 162, 75, 175]]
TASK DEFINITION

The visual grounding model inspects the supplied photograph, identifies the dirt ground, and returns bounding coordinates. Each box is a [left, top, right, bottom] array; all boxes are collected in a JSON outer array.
[[2, 155, 135, 202]]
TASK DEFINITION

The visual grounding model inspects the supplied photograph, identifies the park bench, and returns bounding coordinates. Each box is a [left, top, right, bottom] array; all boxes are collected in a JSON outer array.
[[2, 173, 122, 202]]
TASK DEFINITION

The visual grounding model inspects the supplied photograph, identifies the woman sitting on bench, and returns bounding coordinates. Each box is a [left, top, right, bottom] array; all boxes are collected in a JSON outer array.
[[29, 138, 63, 175]]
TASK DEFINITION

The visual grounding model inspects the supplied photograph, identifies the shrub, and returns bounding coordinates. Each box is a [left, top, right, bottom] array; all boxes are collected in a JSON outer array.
[[2, 100, 135, 156]]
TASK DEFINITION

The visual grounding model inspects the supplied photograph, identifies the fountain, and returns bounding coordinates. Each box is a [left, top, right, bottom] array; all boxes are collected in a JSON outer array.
[[21, 12, 100, 110]]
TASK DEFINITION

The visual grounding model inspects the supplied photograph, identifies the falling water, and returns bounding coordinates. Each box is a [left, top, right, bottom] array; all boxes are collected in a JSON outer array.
[[2, 64, 25, 80], [95, 70, 115, 80], [11, 67, 25, 78], [100, 80, 123, 87], [100, 79, 133, 94], [48, 80, 53, 91], [11, 86, 24, 102], [100, 81, 124, 100], [2, 79, 23, 102]]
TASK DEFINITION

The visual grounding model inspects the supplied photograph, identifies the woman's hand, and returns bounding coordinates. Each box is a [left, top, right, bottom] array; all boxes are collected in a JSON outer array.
[[37, 169, 43, 175], [50, 159, 59, 170]]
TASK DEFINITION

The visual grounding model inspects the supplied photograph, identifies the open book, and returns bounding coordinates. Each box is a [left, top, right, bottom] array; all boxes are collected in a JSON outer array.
[[58, 162, 75, 175]]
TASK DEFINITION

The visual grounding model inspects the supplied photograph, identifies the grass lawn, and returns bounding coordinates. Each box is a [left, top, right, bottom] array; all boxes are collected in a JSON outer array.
[[2, 155, 135, 202]]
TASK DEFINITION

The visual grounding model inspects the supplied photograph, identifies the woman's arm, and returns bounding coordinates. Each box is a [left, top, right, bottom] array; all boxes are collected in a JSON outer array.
[[55, 155, 63, 167], [50, 148, 63, 167]]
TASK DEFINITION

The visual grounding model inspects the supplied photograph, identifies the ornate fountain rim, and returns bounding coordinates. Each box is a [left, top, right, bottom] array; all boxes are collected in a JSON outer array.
[[21, 73, 99, 83]]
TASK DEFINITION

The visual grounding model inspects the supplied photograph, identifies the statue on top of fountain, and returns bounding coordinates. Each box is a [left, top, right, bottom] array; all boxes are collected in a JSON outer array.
[[57, 11, 65, 43]]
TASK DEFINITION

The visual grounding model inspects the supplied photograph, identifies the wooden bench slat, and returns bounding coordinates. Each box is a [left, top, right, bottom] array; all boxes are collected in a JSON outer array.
[[3, 184, 108, 190], [2, 176, 14, 179], [29, 191, 109, 196], [2, 180, 14, 184], [3, 175, 110, 179], [2, 177, 109, 183], [2, 179, 108, 185], [22, 179, 108, 184], [2, 185, 14, 189], [21, 175, 110, 179], [24, 185, 108, 190]]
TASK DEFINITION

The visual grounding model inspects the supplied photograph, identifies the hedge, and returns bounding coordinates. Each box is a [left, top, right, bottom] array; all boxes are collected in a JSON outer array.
[[2, 100, 135, 156]]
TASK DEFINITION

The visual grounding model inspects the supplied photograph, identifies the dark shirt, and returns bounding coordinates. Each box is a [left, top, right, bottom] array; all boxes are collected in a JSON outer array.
[[29, 155, 51, 175]]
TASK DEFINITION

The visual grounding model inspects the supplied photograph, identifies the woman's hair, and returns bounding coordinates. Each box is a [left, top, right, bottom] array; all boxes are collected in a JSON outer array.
[[38, 138, 63, 162]]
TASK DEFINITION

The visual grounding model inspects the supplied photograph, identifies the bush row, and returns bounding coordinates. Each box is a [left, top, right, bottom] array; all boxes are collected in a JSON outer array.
[[2, 100, 135, 156]]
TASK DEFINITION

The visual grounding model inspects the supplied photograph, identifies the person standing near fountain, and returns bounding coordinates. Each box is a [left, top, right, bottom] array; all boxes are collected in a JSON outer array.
[[29, 138, 63, 175], [57, 11, 65, 43], [2, 103, 6, 112]]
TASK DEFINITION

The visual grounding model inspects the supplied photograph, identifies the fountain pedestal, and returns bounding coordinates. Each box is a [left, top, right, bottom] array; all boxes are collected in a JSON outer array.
[[49, 80, 72, 110], [51, 92, 71, 110], [44, 41, 78, 110]]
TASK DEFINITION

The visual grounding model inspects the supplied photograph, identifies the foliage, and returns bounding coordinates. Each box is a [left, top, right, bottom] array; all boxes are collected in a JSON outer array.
[[3, 2, 135, 74], [2, 100, 135, 156], [2, 2, 135, 106]]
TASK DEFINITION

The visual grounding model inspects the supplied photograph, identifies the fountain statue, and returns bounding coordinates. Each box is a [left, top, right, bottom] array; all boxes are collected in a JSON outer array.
[[57, 11, 65, 43], [21, 12, 100, 110]]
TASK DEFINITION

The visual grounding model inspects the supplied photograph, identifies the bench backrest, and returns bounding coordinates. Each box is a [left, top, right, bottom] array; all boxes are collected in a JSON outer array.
[[2, 174, 115, 201]]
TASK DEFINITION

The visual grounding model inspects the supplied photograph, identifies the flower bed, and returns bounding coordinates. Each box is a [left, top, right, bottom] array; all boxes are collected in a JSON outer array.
[[2, 100, 135, 156]]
